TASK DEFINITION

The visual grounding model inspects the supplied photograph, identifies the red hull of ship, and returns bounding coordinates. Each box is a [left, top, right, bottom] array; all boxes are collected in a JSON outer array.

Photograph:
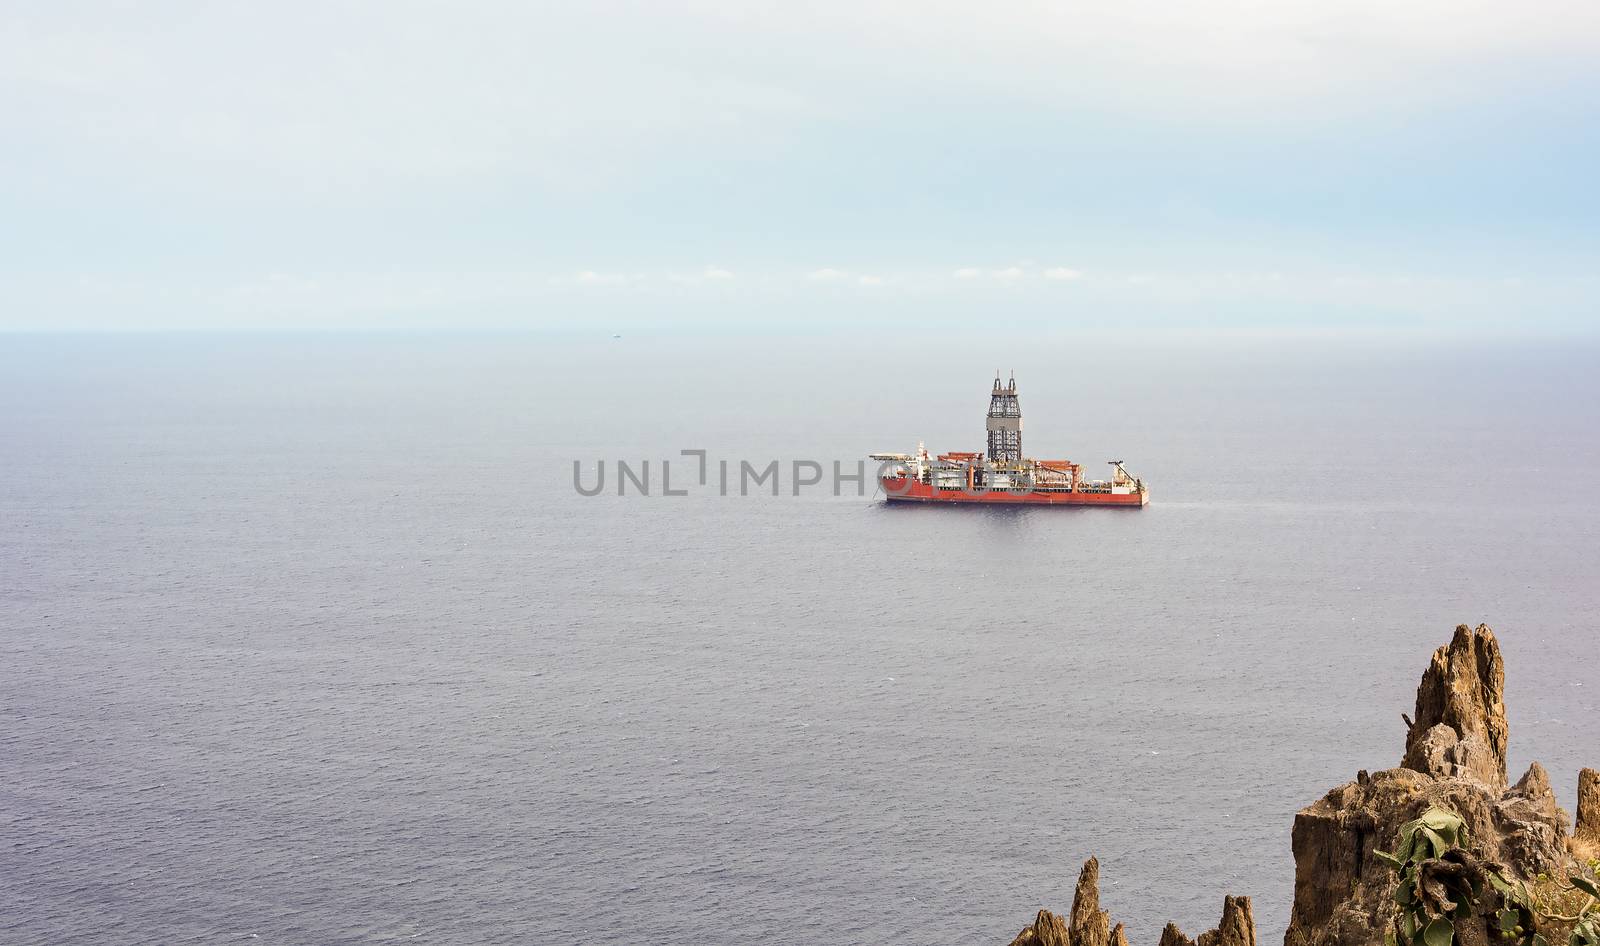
[[879, 476, 1148, 507]]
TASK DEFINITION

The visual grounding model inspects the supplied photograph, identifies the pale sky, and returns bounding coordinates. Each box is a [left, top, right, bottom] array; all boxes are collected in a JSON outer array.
[[3, 1, 1598, 333]]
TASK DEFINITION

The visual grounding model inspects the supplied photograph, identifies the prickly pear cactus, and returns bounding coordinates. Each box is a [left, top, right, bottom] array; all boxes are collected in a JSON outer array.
[[1377, 807, 1600, 946]]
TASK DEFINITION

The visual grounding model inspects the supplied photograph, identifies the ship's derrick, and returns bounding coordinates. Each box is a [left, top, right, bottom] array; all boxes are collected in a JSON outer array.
[[985, 374, 1022, 463]]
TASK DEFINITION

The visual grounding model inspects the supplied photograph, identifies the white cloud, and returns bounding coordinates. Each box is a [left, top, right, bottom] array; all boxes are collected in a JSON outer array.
[[13, 262, 1584, 331], [670, 265, 736, 285], [557, 270, 642, 287], [953, 267, 982, 279], [857, 275, 885, 286], [991, 266, 1025, 280], [808, 267, 848, 281], [1043, 267, 1082, 281]]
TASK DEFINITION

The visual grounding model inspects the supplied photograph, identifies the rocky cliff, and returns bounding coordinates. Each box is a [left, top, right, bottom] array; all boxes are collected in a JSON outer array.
[[1002, 624, 1595, 946], [1285, 624, 1582, 945]]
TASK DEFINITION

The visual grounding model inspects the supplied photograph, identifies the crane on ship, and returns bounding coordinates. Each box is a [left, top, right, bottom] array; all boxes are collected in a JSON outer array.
[[1109, 460, 1143, 490]]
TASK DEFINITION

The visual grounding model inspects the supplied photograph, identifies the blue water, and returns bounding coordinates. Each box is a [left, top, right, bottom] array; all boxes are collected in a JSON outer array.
[[3, 333, 1596, 945]]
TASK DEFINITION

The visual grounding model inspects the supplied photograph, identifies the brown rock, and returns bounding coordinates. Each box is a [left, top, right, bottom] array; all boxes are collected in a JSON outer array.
[[1194, 897, 1255, 946], [1401, 624, 1508, 788], [1005, 859, 1255, 946], [1150, 899, 1253, 946], [1006, 858, 1113, 946], [1007, 909, 1069, 946], [1069, 858, 1114, 946], [1497, 762, 1573, 873], [1286, 624, 1578, 946], [1575, 767, 1600, 861]]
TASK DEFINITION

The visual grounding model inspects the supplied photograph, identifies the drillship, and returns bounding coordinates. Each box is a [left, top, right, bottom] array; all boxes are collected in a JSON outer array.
[[869, 374, 1149, 506]]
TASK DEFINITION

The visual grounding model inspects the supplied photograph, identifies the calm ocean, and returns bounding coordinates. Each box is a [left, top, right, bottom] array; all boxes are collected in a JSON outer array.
[[3, 333, 1596, 945]]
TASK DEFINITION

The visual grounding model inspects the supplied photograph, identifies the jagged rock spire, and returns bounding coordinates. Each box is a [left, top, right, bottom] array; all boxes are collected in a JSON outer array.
[[1068, 858, 1113, 946], [1006, 859, 1255, 946], [1014, 909, 1070, 946], [1576, 767, 1600, 861], [1200, 897, 1256, 946], [1150, 898, 1255, 946], [1401, 623, 1509, 788]]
